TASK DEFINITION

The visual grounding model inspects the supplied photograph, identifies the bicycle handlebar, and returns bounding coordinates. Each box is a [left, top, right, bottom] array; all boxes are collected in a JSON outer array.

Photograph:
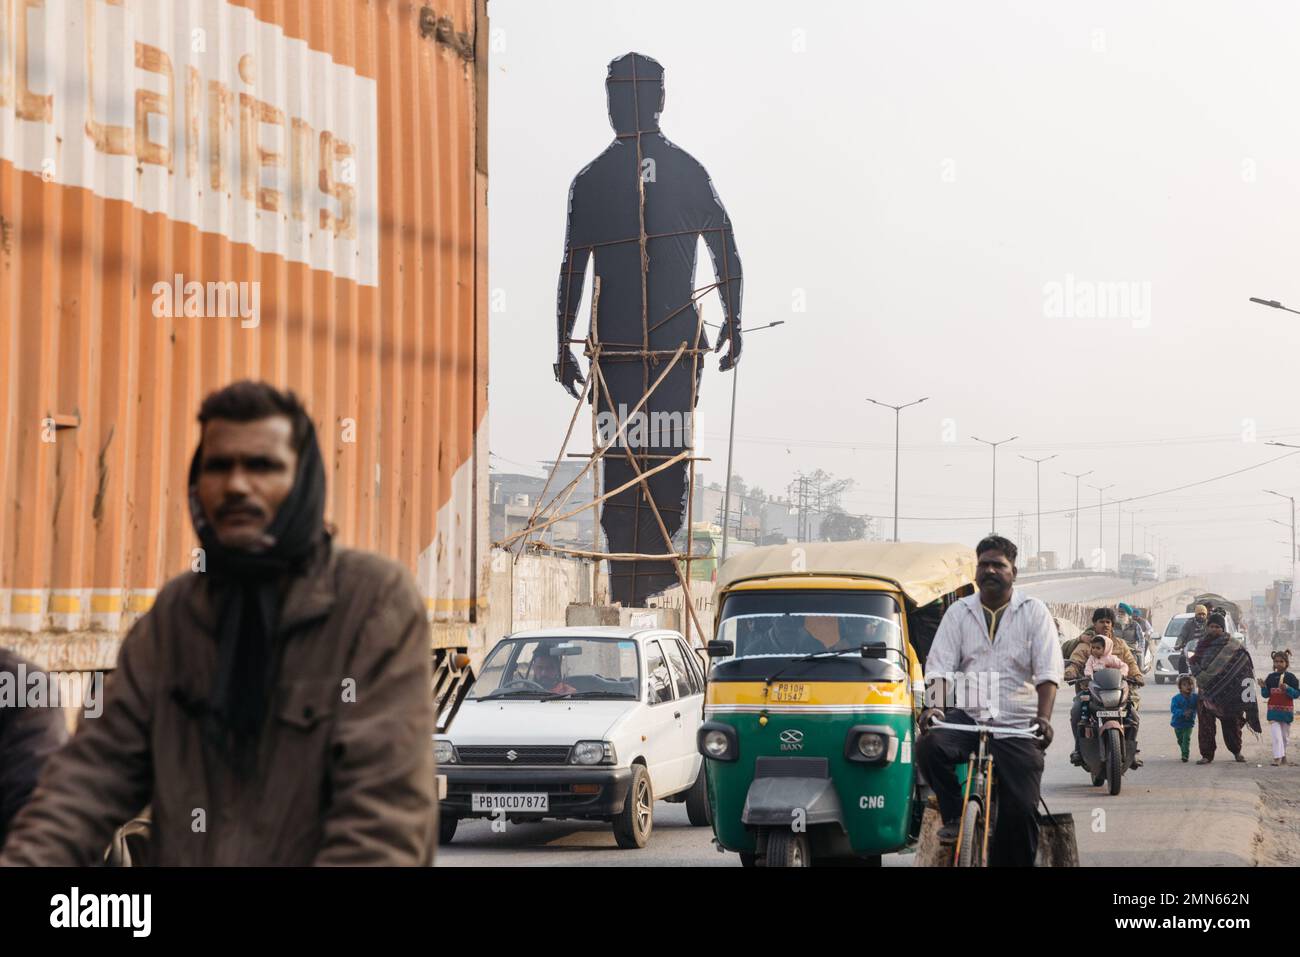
[[928, 719, 1042, 738]]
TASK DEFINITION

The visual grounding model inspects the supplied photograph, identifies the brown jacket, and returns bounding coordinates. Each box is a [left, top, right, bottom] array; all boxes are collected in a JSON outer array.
[[0, 542, 436, 866], [1064, 628, 1145, 690]]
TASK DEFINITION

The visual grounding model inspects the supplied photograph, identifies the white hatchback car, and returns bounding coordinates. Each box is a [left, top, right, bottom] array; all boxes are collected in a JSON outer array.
[[1154, 613, 1193, 683], [435, 627, 709, 849]]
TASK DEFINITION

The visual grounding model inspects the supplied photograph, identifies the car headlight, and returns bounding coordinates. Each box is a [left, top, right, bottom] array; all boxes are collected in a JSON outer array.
[[434, 739, 457, 764], [571, 740, 616, 765], [857, 733, 887, 761]]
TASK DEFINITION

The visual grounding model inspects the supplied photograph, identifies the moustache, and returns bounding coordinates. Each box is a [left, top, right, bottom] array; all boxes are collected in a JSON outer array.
[[216, 502, 265, 521]]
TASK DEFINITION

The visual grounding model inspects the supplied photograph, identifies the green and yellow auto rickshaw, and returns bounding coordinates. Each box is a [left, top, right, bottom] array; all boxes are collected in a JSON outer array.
[[697, 542, 976, 867]]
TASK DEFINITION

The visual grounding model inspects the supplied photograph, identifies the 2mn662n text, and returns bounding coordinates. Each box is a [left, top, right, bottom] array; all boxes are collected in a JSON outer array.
[[1115, 893, 1249, 908]]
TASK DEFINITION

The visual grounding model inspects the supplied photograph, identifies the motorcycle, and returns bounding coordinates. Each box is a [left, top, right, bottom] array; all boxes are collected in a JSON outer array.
[[1070, 669, 1138, 796]]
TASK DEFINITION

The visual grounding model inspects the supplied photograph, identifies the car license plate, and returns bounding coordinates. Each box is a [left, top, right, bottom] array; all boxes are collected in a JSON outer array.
[[770, 682, 810, 703], [1095, 710, 1121, 718], [472, 793, 549, 812]]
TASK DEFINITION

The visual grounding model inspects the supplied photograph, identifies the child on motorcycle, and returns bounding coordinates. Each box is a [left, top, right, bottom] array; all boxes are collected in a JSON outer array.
[[1170, 675, 1198, 763], [1258, 651, 1300, 766], [1084, 635, 1130, 678]]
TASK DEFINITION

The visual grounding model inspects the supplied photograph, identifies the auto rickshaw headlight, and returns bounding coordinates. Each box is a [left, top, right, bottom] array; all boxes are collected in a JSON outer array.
[[844, 725, 897, 764], [698, 722, 738, 762], [856, 733, 887, 761], [703, 731, 731, 758]]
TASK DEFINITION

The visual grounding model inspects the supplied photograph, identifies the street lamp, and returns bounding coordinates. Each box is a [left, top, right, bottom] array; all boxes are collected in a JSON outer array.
[[1087, 483, 1115, 571], [1249, 296, 1300, 315], [971, 435, 1018, 534], [708, 320, 785, 565], [1062, 470, 1093, 569], [1019, 453, 1057, 568], [867, 395, 929, 542]]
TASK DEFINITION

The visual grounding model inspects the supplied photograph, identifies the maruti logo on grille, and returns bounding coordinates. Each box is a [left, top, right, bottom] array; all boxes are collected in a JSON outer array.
[[779, 729, 804, 751], [506, 750, 519, 762]]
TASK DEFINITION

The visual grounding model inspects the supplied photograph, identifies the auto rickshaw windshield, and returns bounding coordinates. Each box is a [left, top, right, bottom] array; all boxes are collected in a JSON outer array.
[[716, 591, 903, 659]]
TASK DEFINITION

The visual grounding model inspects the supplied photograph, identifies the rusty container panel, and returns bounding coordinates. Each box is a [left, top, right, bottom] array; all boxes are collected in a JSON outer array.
[[0, 0, 489, 665]]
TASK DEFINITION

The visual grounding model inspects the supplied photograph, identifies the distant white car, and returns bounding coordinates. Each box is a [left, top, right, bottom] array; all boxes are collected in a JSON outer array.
[[435, 627, 709, 849], [1154, 613, 1194, 684]]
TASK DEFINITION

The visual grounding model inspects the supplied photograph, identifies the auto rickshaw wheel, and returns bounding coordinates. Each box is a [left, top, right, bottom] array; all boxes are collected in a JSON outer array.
[[764, 829, 810, 867]]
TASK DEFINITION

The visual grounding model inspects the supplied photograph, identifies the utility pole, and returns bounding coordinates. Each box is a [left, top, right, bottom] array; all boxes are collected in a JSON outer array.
[[1062, 470, 1093, 569], [866, 396, 928, 542], [1019, 453, 1057, 567]]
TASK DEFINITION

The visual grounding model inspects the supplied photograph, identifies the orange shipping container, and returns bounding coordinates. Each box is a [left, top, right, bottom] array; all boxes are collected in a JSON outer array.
[[0, 0, 489, 668]]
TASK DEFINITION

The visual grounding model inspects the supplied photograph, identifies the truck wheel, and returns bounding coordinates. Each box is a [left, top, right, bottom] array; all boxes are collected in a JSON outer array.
[[613, 765, 653, 849], [1105, 729, 1124, 796], [765, 829, 810, 867], [739, 851, 758, 867], [438, 815, 458, 845], [685, 764, 712, 827]]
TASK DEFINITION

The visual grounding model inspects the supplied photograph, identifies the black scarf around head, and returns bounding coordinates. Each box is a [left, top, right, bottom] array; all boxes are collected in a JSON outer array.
[[187, 418, 326, 762]]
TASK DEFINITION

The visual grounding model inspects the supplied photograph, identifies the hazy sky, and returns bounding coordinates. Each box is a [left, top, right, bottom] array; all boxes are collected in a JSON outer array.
[[487, 0, 1300, 585]]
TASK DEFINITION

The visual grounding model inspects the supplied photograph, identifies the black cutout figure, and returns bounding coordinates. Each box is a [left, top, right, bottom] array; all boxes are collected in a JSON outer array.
[[555, 53, 743, 605]]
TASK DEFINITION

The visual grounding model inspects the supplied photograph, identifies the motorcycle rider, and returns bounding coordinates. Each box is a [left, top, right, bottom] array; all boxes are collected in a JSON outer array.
[[1065, 607, 1144, 768], [1116, 602, 1151, 669], [1175, 604, 1209, 673]]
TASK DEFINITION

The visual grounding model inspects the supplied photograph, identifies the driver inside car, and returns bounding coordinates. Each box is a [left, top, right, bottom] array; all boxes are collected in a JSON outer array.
[[530, 652, 577, 694]]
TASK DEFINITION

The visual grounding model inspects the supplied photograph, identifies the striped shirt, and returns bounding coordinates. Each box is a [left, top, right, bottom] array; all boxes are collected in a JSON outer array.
[[924, 589, 1063, 727]]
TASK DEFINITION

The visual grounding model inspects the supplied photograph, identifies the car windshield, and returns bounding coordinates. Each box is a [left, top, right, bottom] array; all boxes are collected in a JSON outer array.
[[1165, 616, 1190, 637], [470, 636, 641, 700], [716, 591, 903, 659]]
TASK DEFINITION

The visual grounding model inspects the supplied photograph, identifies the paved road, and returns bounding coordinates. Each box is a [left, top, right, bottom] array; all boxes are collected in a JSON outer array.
[[437, 668, 1272, 867], [1017, 574, 1170, 605]]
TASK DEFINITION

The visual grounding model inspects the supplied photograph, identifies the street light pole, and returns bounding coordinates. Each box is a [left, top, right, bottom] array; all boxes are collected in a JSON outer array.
[[1265, 489, 1297, 571], [1062, 470, 1093, 569], [1088, 483, 1115, 570], [1019, 453, 1057, 567], [1249, 296, 1300, 316], [972, 435, 1018, 534], [712, 320, 785, 566], [867, 396, 928, 542]]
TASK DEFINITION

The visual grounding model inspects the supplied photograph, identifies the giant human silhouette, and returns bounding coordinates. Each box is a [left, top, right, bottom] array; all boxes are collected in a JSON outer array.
[[555, 52, 743, 605]]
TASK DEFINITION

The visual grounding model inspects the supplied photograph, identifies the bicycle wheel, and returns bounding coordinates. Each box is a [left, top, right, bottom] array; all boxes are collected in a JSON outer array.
[[955, 796, 984, 867]]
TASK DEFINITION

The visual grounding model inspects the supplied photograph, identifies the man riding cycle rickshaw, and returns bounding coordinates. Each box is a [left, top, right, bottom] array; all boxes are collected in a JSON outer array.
[[917, 535, 1062, 867]]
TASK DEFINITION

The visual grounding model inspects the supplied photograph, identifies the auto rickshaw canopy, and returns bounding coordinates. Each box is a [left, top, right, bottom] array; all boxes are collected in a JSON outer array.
[[714, 541, 977, 609]]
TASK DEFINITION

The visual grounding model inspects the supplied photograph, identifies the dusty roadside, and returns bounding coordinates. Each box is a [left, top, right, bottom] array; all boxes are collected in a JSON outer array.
[[1252, 773, 1300, 865]]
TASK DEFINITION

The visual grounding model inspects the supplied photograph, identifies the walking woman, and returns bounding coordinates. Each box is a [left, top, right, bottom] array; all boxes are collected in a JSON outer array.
[[1190, 614, 1262, 764]]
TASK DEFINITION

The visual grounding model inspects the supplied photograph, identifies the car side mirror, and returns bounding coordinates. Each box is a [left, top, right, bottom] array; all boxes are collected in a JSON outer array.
[[706, 640, 734, 657]]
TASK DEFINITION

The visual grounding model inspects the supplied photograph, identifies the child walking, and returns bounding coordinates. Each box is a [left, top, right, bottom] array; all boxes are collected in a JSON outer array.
[[1258, 650, 1300, 766], [1170, 675, 1197, 763]]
